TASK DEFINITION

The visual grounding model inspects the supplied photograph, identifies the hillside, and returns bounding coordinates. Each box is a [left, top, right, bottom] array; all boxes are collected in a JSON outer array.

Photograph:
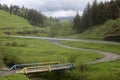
[[70, 18, 120, 41], [0, 10, 47, 36]]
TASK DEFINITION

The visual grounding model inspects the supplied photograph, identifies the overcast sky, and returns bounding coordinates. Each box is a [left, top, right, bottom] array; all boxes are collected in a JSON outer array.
[[0, 0, 110, 17]]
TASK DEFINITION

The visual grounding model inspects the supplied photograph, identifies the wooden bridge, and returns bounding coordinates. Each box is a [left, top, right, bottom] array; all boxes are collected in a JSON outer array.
[[10, 62, 74, 74]]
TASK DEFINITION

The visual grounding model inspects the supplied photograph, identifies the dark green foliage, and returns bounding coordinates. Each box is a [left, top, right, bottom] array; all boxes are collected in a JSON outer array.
[[82, 3, 92, 30], [26, 9, 44, 27], [0, 44, 4, 67], [0, 3, 9, 12], [109, 0, 120, 19], [104, 35, 120, 42], [73, 12, 81, 33], [3, 49, 20, 66], [0, 41, 20, 67], [74, 0, 120, 33], [4, 41, 26, 47], [116, 0, 120, 7]]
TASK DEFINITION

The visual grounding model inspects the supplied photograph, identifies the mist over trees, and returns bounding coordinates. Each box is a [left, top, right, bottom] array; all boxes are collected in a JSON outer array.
[[73, 0, 120, 33]]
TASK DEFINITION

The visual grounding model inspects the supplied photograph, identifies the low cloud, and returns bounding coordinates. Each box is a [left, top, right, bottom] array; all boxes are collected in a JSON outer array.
[[43, 10, 83, 17]]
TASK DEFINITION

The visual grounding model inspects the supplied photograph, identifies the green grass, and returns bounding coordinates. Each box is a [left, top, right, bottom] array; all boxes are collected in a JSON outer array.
[[68, 18, 120, 39], [0, 37, 120, 80], [0, 10, 47, 36], [60, 40, 120, 79], [0, 37, 102, 66], [86, 60, 120, 80], [61, 41, 120, 54], [0, 37, 103, 80], [0, 74, 29, 80]]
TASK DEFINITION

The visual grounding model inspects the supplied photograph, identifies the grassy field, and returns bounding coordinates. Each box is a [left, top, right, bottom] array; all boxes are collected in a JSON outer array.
[[0, 37, 102, 80], [0, 37, 102, 66], [0, 10, 47, 36], [61, 41, 120, 54], [60, 40, 120, 80], [80, 60, 120, 80], [0, 37, 120, 80]]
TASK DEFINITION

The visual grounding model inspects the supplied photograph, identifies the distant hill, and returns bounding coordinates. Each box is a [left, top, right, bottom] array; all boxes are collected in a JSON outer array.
[[57, 16, 73, 21], [0, 10, 47, 36]]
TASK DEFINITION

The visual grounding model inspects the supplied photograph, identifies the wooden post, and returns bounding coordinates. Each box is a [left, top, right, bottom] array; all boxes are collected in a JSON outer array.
[[48, 66, 51, 72]]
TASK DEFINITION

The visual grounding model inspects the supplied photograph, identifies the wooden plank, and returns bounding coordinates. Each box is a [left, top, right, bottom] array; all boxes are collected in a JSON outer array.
[[16, 63, 73, 74]]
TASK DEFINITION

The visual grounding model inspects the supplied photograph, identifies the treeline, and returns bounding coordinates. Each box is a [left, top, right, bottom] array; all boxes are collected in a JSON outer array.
[[74, 0, 120, 33], [0, 3, 58, 27]]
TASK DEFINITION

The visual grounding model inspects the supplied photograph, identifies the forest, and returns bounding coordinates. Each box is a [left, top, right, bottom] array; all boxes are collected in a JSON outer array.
[[73, 0, 120, 33], [0, 0, 120, 36]]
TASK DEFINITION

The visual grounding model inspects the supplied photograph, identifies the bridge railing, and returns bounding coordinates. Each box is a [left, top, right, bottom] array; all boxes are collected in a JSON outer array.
[[10, 61, 60, 71], [16, 63, 74, 74]]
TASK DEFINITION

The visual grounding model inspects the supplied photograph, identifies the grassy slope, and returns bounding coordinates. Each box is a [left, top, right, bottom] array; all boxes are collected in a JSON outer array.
[[0, 10, 47, 36], [69, 18, 120, 39]]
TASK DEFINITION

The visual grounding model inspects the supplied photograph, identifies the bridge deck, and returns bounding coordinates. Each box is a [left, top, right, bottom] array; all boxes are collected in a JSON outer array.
[[16, 63, 73, 74]]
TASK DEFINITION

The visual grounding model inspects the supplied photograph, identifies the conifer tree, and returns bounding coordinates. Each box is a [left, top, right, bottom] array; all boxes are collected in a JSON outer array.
[[73, 12, 81, 33], [109, 0, 120, 19]]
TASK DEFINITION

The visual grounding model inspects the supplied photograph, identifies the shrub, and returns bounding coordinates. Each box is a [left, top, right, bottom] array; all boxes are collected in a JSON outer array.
[[4, 41, 26, 47], [104, 35, 120, 42], [2, 48, 20, 66]]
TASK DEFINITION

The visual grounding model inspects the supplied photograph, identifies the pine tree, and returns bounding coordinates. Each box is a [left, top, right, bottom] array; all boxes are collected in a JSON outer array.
[[109, 0, 120, 19], [10, 5, 13, 15], [116, 0, 120, 7], [82, 3, 92, 30], [91, 0, 99, 25], [73, 12, 81, 33]]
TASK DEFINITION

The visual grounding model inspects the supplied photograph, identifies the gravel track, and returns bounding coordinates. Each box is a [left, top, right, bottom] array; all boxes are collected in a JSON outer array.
[[12, 36, 120, 64], [0, 36, 120, 76]]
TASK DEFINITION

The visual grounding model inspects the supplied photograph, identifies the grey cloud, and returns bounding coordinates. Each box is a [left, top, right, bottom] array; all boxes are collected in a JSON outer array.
[[1, 0, 110, 11], [29, 0, 88, 11], [0, 0, 110, 17], [25, 0, 110, 12]]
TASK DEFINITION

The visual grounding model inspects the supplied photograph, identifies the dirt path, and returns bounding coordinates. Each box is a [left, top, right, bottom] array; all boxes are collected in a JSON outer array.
[[0, 70, 15, 76], [13, 36, 120, 45], [48, 40, 120, 64], [1, 36, 120, 76], [12, 36, 120, 64]]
